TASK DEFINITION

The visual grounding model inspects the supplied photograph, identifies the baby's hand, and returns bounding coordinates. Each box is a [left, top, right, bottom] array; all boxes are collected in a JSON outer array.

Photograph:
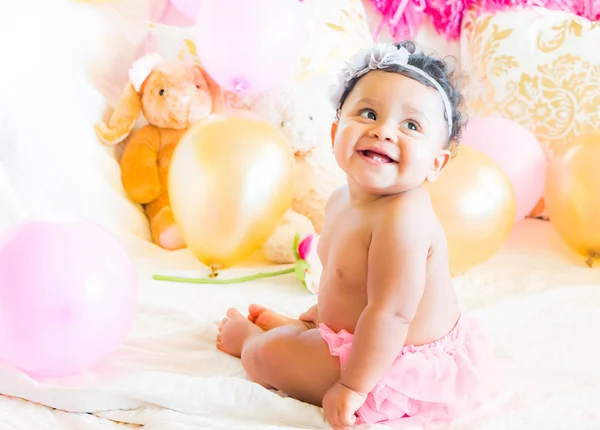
[[322, 381, 367, 430]]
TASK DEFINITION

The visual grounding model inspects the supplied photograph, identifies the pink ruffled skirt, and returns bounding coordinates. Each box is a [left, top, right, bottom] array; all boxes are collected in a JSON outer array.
[[319, 315, 492, 427]]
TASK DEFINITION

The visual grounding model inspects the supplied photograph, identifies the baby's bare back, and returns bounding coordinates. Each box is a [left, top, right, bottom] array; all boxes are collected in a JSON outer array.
[[316, 186, 460, 346]]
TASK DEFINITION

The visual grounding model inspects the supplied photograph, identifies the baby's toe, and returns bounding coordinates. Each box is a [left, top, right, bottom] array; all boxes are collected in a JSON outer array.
[[248, 304, 265, 322], [226, 308, 244, 319], [248, 303, 266, 314]]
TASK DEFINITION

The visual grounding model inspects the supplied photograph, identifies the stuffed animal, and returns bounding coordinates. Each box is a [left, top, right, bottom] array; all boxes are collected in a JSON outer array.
[[94, 53, 222, 250], [252, 76, 347, 264]]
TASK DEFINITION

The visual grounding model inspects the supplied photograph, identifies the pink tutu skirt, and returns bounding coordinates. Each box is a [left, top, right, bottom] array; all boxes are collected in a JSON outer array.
[[319, 315, 493, 428]]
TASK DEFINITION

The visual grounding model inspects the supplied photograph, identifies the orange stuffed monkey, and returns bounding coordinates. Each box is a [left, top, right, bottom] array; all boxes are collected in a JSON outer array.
[[95, 53, 223, 250]]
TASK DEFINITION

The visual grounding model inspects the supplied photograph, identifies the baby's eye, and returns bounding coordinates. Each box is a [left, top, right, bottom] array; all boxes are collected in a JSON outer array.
[[360, 110, 377, 121], [159, 89, 165, 96], [401, 120, 418, 131]]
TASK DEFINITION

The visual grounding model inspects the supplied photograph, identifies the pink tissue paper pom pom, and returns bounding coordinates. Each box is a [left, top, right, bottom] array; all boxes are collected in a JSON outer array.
[[367, 0, 599, 41]]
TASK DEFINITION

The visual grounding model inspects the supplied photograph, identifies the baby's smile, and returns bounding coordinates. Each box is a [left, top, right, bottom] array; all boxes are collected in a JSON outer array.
[[357, 147, 399, 165]]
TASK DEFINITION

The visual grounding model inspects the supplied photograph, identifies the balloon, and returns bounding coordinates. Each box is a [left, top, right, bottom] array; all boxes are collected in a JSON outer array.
[[149, 0, 169, 22], [0, 216, 137, 379], [461, 117, 547, 222], [544, 134, 600, 267], [169, 0, 201, 23], [194, 0, 306, 94], [425, 146, 516, 276], [155, 0, 196, 26], [169, 111, 294, 272]]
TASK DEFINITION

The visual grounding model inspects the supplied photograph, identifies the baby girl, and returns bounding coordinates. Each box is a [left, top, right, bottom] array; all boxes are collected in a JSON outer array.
[[217, 41, 492, 429]]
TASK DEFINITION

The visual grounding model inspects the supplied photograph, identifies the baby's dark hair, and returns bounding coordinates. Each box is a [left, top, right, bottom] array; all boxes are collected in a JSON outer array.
[[336, 40, 466, 150]]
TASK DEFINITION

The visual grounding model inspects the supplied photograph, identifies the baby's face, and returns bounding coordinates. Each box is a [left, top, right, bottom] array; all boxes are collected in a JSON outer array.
[[332, 70, 451, 195]]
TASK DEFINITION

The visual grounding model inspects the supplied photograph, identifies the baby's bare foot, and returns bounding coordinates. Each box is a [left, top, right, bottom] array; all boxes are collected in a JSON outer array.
[[248, 304, 308, 331], [217, 308, 263, 358]]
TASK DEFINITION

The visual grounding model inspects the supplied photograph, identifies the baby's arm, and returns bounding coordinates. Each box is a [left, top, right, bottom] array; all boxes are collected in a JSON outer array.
[[339, 193, 431, 394]]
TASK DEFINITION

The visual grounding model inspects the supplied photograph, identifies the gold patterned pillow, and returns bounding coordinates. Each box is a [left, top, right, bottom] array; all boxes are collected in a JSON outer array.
[[460, 8, 600, 217]]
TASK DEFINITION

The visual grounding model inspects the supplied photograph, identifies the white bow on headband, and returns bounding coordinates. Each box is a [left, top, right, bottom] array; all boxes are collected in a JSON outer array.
[[329, 43, 453, 137]]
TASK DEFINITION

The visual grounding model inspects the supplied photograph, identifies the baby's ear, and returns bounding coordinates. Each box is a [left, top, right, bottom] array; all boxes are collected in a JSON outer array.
[[193, 65, 225, 112], [426, 149, 452, 183], [330, 121, 338, 149], [94, 82, 141, 145], [94, 53, 165, 145]]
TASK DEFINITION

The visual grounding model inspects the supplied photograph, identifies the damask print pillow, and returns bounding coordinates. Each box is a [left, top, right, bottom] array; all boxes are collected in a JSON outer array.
[[460, 7, 600, 218]]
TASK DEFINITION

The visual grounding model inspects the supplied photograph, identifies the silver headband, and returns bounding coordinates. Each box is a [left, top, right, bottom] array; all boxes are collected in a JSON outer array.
[[329, 43, 453, 137]]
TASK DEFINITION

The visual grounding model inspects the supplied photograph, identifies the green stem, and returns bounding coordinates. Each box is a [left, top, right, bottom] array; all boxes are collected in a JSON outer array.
[[152, 267, 295, 284]]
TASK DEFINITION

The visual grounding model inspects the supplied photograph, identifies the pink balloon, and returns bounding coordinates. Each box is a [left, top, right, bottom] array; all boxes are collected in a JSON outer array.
[[0, 216, 137, 379], [149, 0, 169, 22], [161, 2, 195, 26], [461, 117, 547, 222], [168, 0, 201, 23], [194, 0, 306, 94]]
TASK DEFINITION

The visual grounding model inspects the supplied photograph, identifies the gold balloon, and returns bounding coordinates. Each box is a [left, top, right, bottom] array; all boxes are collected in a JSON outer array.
[[544, 134, 600, 267], [169, 111, 294, 271], [425, 146, 516, 276]]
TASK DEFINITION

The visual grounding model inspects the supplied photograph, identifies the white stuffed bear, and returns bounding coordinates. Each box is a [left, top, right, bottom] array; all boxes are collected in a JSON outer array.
[[251, 76, 347, 264]]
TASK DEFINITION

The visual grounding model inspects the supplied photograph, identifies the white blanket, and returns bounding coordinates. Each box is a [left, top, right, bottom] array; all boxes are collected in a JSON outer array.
[[0, 1, 599, 428], [1, 220, 599, 430]]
